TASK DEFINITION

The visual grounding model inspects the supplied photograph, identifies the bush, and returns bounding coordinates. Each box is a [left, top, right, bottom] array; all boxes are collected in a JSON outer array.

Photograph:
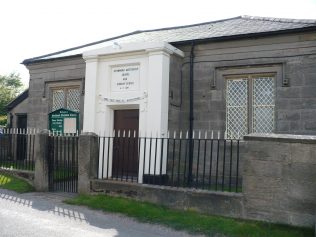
[[0, 115, 7, 126]]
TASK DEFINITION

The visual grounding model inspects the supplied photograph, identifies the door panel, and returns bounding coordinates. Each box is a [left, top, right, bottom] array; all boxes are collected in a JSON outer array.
[[113, 110, 139, 178]]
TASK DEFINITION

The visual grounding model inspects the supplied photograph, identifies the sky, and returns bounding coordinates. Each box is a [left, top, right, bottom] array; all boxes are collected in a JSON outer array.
[[0, 0, 316, 87]]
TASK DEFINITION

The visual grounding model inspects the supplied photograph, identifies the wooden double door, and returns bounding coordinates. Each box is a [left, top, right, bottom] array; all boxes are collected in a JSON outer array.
[[112, 109, 139, 178]]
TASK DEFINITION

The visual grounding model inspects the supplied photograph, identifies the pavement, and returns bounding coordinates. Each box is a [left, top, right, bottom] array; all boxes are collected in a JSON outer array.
[[0, 189, 204, 237]]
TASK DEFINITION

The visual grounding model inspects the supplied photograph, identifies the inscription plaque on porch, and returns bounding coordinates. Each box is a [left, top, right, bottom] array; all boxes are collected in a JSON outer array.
[[49, 108, 79, 134], [111, 65, 140, 92]]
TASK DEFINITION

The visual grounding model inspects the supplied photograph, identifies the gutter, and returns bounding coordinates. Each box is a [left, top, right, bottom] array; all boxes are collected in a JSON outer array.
[[188, 41, 195, 185]]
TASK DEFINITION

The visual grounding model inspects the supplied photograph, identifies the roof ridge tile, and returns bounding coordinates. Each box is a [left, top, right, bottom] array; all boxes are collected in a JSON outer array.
[[241, 15, 316, 24]]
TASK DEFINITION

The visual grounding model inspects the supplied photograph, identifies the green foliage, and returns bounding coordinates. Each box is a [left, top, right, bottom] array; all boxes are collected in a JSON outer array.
[[0, 115, 6, 126], [0, 173, 34, 193], [65, 194, 313, 237], [0, 72, 23, 116]]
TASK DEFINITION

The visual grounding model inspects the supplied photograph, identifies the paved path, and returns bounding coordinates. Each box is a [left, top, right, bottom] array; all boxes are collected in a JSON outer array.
[[0, 189, 204, 237]]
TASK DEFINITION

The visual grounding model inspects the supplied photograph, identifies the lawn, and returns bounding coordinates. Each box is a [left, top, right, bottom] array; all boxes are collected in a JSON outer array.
[[65, 194, 313, 237], [0, 172, 34, 193]]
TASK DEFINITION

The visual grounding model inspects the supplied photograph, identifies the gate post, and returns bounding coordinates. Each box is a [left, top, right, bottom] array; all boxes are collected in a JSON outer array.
[[78, 132, 99, 194], [34, 130, 49, 191]]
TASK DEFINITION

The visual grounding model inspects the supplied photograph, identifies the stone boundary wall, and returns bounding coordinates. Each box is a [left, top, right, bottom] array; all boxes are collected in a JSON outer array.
[[243, 133, 316, 227], [0, 168, 34, 186], [91, 179, 244, 219], [87, 133, 316, 228]]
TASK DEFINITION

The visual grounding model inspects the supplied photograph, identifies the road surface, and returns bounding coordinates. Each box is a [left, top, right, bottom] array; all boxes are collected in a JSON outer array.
[[0, 189, 203, 237]]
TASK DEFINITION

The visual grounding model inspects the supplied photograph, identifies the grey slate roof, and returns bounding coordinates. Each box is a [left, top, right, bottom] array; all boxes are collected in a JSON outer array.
[[23, 15, 316, 64]]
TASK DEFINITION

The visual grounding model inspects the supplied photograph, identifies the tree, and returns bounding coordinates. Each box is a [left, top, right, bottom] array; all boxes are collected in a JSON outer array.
[[0, 72, 23, 119]]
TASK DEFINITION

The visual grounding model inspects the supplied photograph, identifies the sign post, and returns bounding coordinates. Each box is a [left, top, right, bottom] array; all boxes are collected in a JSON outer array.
[[49, 108, 79, 134]]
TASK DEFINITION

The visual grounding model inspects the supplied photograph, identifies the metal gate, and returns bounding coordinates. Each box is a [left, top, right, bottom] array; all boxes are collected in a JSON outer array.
[[47, 134, 78, 192]]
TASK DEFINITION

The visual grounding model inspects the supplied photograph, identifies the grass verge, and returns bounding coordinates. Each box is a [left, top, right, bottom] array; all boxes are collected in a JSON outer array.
[[65, 194, 313, 237], [0, 173, 34, 193]]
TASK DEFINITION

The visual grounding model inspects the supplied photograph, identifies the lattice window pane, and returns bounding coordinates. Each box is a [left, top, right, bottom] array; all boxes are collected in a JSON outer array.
[[67, 88, 80, 111], [52, 90, 65, 111], [226, 79, 248, 139], [252, 77, 275, 133]]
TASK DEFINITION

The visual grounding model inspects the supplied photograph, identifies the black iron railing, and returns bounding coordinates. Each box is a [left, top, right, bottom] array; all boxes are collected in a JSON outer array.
[[47, 133, 79, 193], [0, 129, 36, 171], [98, 133, 241, 192]]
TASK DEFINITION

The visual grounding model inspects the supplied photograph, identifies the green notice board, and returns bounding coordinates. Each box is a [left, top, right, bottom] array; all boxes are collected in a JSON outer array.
[[49, 108, 79, 134]]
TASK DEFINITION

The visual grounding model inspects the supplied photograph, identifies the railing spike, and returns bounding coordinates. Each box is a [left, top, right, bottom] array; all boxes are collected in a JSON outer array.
[[205, 130, 207, 139], [173, 130, 176, 139], [180, 130, 182, 139], [211, 130, 214, 139], [199, 130, 201, 139], [193, 130, 195, 139], [186, 130, 189, 139]]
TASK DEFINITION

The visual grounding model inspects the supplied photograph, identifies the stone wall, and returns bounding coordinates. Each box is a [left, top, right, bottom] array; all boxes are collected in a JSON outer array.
[[173, 31, 316, 135], [168, 54, 190, 132], [88, 133, 315, 228], [8, 97, 29, 128], [26, 57, 85, 130], [24, 31, 316, 136], [91, 179, 244, 219], [243, 133, 316, 227], [0, 169, 34, 186]]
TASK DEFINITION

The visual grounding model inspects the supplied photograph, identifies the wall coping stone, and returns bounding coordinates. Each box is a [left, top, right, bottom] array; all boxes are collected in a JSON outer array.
[[0, 168, 35, 186], [244, 133, 316, 144], [80, 132, 98, 137], [92, 179, 243, 198]]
